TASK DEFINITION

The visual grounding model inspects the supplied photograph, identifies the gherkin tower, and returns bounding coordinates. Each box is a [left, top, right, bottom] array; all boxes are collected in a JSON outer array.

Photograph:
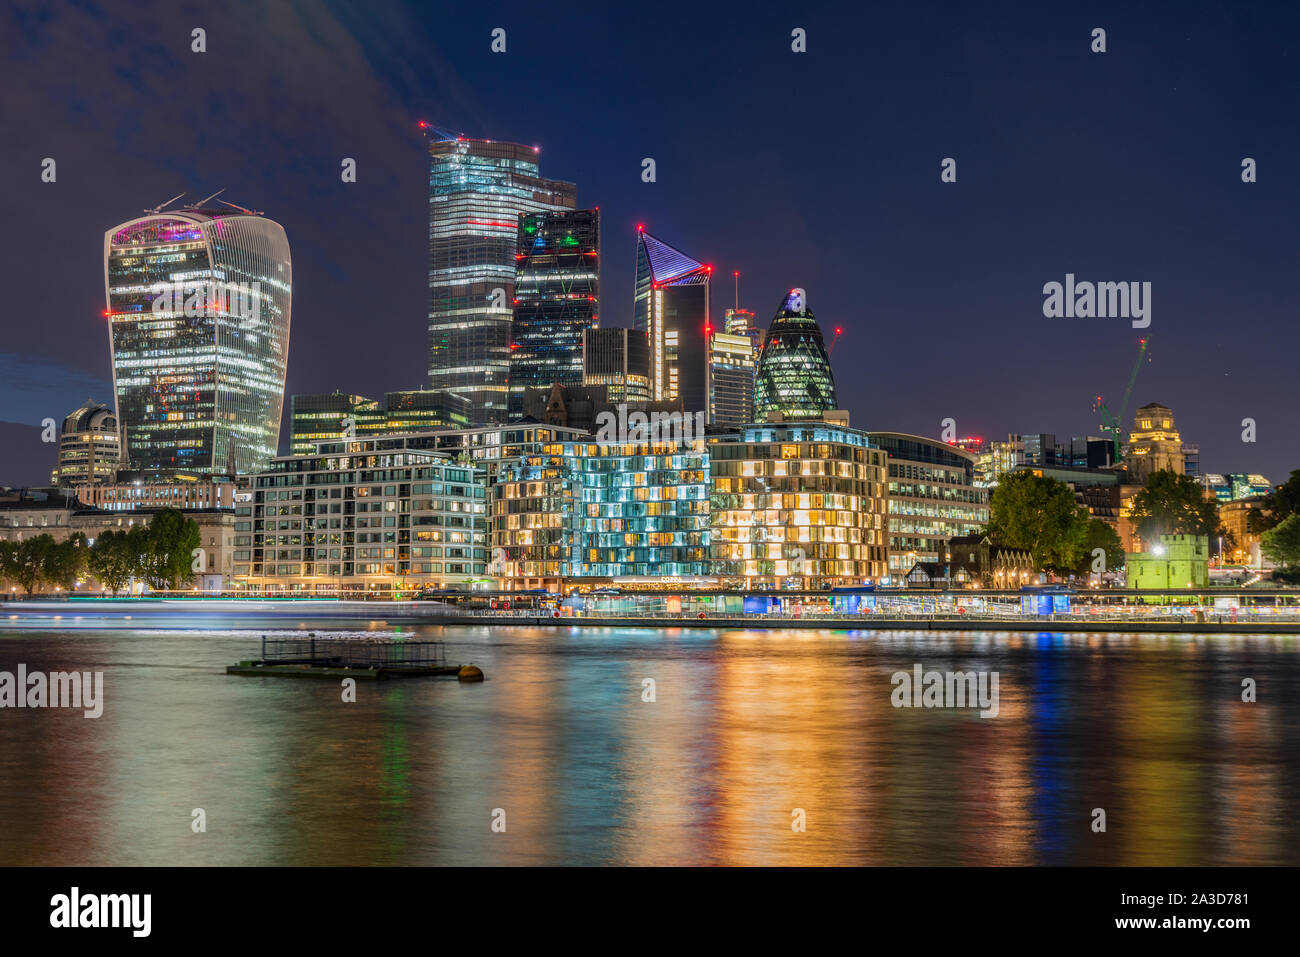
[[753, 289, 837, 421]]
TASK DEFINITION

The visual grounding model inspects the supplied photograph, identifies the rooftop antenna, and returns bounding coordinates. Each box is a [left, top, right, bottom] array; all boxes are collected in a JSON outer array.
[[217, 198, 264, 216], [734, 271, 740, 311], [144, 192, 186, 215], [193, 188, 226, 207]]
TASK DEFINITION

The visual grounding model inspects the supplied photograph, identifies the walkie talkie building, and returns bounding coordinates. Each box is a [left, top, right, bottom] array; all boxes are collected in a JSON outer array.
[[104, 205, 293, 478]]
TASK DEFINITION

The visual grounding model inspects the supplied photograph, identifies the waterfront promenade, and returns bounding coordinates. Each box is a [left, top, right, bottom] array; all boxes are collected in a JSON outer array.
[[3, 596, 1299, 634]]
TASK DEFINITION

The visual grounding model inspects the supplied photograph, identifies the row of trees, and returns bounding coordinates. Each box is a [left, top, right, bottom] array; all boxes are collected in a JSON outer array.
[[0, 508, 201, 595], [986, 466, 1300, 581], [985, 471, 1124, 576]]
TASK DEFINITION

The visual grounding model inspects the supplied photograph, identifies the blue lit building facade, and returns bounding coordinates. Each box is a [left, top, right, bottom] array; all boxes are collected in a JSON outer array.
[[508, 209, 600, 414], [491, 439, 711, 589]]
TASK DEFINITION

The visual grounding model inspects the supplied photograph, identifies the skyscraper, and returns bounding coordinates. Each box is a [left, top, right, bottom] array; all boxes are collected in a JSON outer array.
[[583, 327, 651, 403], [707, 330, 756, 428], [427, 135, 577, 424], [104, 203, 292, 477], [632, 228, 711, 414], [753, 289, 837, 422], [508, 209, 600, 414]]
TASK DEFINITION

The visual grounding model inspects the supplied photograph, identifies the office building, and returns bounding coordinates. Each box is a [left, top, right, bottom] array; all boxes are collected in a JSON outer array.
[[707, 329, 757, 428], [582, 327, 651, 403], [753, 289, 837, 423], [289, 391, 471, 454], [509, 209, 599, 413], [709, 422, 888, 587], [867, 432, 989, 577], [1125, 402, 1185, 484], [632, 228, 711, 414], [427, 135, 576, 424], [51, 401, 120, 487], [105, 203, 292, 478]]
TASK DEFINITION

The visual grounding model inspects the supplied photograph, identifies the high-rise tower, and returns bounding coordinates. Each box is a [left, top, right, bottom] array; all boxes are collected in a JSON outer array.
[[508, 208, 599, 414], [104, 202, 292, 477], [427, 134, 576, 424], [753, 288, 837, 422], [632, 228, 711, 415]]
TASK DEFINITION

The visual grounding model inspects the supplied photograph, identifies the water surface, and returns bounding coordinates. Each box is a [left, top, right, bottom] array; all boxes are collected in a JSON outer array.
[[0, 619, 1296, 865]]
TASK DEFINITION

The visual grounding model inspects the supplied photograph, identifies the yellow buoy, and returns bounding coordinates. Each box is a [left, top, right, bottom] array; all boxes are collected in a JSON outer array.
[[458, 664, 484, 682]]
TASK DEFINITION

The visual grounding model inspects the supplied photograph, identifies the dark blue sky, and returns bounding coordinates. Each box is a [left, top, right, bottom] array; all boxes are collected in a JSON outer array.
[[1, 0, 1296, 485]]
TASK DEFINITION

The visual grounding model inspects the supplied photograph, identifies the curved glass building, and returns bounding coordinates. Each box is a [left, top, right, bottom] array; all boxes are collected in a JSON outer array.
[[104, 206, 292, 477], [753, 289, 837, 422]]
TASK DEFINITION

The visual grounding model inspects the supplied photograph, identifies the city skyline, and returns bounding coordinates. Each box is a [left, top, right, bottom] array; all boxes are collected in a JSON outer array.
[[1, 2, 1297, 487]]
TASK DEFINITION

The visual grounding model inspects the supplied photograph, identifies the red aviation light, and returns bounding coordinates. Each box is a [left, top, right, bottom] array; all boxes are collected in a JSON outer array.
[[834, 327, 843, 335], [637, 223, 645, 232]]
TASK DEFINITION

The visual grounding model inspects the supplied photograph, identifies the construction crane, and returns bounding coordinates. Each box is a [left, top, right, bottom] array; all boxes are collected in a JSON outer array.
[[1092, 337, 1150, 464], [827, 326, 844, 354]]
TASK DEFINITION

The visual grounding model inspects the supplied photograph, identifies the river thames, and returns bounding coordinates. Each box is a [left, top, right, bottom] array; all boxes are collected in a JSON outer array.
[[1, 618, 1297, 866]]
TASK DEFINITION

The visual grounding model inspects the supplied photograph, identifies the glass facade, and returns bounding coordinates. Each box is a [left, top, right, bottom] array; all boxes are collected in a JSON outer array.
[[105, 210, 292, 478], [492, 439, 711, 587], [753, 290, 837, 422], [290, 391, 471, 455], [709, 424, 888, 587], [427, 137, 576, 424], [508, 209, 599, 412], [632, 229, 710, 415], [582, 327, 651, 403], [867, 432, 990, 575], [707, 331, 756, 428]]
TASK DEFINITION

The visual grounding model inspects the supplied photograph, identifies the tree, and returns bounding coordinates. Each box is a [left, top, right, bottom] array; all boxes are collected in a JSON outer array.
[[43, 534, 88, 592], [1076, 519, 1125, 576], [1128, 470, 1218, 545], [12, 535, 56, 595], [1249, 468, 1300, 534], [1261, 514, 1300, 569], [88, 530, 140, 594], [986, 471, 1090, 573], [143, 509, 201, 590]]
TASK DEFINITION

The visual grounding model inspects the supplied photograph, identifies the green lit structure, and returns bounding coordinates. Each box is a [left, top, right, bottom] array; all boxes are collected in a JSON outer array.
[[754, 289, 837, 422]]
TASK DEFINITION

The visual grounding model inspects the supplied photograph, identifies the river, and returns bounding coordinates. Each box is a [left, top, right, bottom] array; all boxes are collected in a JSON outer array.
[[1, 617, 1296, 865]]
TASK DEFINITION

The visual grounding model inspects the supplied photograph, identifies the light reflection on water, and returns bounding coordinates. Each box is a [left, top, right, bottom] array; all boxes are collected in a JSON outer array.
[[0, 624, 1296, 865]]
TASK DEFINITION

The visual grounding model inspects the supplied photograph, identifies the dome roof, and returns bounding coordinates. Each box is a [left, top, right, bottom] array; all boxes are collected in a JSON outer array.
[[63, 400, 117, 435]]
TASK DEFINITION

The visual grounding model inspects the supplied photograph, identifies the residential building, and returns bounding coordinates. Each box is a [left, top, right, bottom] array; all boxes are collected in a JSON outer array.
[[237, 435, 488, 595]]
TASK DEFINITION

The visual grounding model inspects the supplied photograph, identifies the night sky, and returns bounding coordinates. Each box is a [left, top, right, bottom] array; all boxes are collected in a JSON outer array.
[[1, 0, 1296, 486]]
